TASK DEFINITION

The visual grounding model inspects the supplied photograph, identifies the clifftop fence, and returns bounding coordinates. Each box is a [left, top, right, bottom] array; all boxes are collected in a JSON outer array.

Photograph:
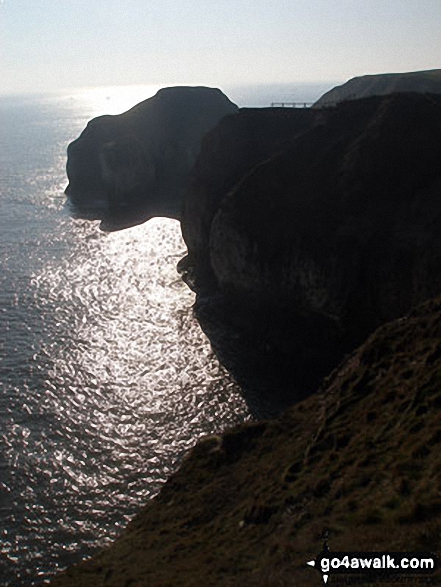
[[270, 102, 314, 108], [270, 101, 338, 108]]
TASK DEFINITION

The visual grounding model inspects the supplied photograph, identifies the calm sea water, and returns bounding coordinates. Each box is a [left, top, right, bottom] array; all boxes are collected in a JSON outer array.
[[0, 81, 335, 586]]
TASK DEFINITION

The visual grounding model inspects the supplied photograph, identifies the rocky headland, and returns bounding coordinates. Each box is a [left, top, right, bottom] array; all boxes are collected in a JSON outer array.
[[314, 68, 441, 106], [65, 86, 238, 230], [54, 77, 441, 586]]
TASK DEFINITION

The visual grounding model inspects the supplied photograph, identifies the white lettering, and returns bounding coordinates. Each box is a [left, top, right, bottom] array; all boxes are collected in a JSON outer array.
[[387, 555, 396, 568]]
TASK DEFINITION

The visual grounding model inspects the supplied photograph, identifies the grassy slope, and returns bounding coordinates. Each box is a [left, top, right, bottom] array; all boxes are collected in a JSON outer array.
[[51, 296, 441, 586]]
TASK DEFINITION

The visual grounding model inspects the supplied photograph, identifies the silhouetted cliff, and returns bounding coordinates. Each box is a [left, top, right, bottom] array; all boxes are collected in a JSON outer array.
[[314, 68, 441, 106], [181, 93, 441, 401], [65, 86, 238, 230], [180, 107, 318, 291], [52, 83, 441, 587]]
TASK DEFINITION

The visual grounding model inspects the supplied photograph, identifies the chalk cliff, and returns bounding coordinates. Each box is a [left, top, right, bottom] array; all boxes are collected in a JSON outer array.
[[50, 295, 441, 586], [181, 93, 441, 401], [65, 86, 238, 230], [180, 107, 318, 291], [314, 68, 441, 106]]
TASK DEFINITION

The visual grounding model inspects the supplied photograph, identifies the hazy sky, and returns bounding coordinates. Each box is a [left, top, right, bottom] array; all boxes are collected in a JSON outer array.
[[0, 0, 440, 95]]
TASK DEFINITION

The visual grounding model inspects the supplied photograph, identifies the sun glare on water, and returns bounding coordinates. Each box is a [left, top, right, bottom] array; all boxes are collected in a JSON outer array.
[[68, 84, 177, 118], [1, 217, 250, 581]]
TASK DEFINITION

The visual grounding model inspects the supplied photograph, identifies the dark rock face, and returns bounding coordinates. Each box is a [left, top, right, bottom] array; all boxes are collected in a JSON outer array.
[[314, 68, 441, 106], [180, 107, 318, 291], [65, 86, 238, 230], [181, 93, 441, 401]]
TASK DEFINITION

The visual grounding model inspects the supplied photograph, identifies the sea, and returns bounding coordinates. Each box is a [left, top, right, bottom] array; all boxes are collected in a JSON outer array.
[[0, 81, 336, 586]]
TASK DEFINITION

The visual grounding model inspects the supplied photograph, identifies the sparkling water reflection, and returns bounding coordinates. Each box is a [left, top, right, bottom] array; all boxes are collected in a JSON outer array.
[[1, 217, 250, 585]]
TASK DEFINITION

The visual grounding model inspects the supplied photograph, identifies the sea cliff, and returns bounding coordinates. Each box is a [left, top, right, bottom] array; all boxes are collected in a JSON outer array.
[[181, 92, 441, 402], [314, 68, 441, 106], [65, 86, 238, 230]]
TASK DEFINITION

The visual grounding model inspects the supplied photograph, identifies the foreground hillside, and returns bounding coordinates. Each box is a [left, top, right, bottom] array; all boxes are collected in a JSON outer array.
[[51, 296, 441, 586]]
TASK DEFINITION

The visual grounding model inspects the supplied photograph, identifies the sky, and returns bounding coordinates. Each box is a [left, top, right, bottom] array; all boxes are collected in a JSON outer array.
[[0, 0, 440, 95]]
